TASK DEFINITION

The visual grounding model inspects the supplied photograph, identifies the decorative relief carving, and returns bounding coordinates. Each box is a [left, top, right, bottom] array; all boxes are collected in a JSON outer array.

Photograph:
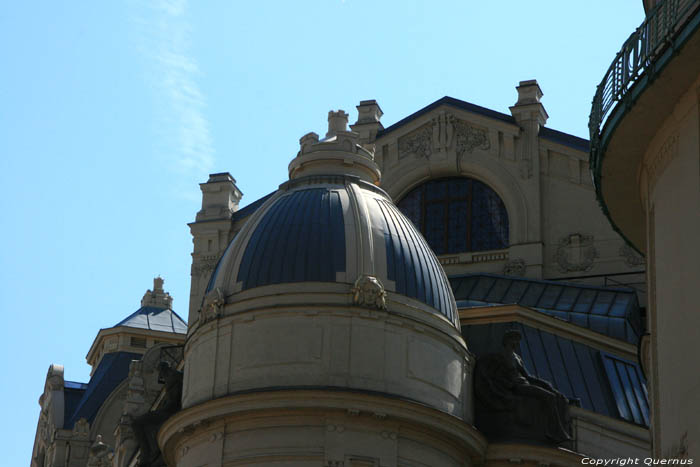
[[503, 259, 526, 277], [438, 251, 508, 266], [619, 244, 645, 268], [472, 252, 508, 263], [38, 410, 49, 443], [555, 233, 597, 273], [432, 111, 455, 151], [192, 255, 219, 276], [116, 414, 135, 446], [73, 418, 90, 439], [47, 364, 65, 391], [351, 275, 387, 310], [200, 287, 225, 323], [398, 124, 432, 159], [645, 132, 679, 193], [398, 115, 491, 161], [519, 159, 533, 179], [454, 120, 490, 156]]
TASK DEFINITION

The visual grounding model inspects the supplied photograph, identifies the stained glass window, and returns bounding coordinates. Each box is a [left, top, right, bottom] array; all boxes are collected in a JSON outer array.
[[397, 177, 508, 255]]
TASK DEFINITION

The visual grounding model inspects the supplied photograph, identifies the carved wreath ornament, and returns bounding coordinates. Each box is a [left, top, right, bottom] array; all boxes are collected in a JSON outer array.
[[554, 233, 597, 273], [351, 275, 387, 310]]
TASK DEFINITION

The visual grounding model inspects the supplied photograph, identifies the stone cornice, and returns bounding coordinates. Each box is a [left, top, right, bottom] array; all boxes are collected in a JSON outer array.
[[158, 388, 488, 466], [459, 304, 637, 360]]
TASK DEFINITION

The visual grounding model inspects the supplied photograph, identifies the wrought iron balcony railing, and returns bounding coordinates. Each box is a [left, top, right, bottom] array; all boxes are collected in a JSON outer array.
[[588, 0, 700, 176]]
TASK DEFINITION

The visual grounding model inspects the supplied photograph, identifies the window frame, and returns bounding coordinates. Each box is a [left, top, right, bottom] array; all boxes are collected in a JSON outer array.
[[397, 177, 509, 255]]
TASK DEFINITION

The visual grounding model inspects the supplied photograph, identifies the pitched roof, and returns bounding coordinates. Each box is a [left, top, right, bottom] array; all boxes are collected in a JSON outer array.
[[376, 95, 589, 152], [378, 96, 516, 137], [64, 351, 142, 428], [231, 192, 274, 222], [114, 306, 187, 334], [450, 273, 643, 344]]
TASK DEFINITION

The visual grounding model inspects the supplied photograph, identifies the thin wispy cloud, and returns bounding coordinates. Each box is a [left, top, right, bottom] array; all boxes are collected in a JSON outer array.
[[133, 0, 215, 181]]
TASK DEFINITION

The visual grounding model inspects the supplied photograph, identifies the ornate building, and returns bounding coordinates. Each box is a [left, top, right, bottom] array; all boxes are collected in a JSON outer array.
[[588, 0, 700, 458], [33, 80, 652, 466]]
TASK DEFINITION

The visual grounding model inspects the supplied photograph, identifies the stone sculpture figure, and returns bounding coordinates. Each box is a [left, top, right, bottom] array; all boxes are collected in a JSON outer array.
[[132, 362, 183, 467], [474, 330, 573, 445], [87, 435, 113, 467], [351, 274, 387, 310]]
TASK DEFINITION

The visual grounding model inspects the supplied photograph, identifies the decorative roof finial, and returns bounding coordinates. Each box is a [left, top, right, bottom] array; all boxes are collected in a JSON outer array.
[[326, 110, 349, 138], [141, 277, 173, 309], [288, 108, 380, 184]]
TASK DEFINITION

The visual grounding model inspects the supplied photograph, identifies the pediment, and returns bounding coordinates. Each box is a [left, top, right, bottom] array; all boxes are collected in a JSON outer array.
[[375, 98, 520, 163], [378, 97, 518, 137]]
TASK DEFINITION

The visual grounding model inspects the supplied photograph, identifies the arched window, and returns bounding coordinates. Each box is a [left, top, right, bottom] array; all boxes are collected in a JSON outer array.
[[397, 177, 509, 255]]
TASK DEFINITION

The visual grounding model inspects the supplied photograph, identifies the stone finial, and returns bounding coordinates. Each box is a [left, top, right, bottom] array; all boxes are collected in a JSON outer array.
[[514, 79, 543, 106], [195, 172, 242, 222], [326, 110, 349, 138], [288, 108, 380, 184], [350, 100, 384, 143], [141, 277, 174, 309], [356, 100, 383, 124], [510, 79, 548, 127], [299, 132, 320, 154]]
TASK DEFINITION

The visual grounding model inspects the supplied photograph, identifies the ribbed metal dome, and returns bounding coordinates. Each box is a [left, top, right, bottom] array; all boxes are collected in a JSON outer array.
[[204, 111, 458, 327]]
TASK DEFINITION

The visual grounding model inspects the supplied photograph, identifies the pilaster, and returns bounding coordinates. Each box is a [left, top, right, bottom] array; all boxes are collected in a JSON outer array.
[[188, 172, 242, 326], [510, 79, 547, 243]]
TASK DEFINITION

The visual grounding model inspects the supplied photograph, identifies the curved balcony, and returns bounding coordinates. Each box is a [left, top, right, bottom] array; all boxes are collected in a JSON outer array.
[[588, 0, 700, 253]]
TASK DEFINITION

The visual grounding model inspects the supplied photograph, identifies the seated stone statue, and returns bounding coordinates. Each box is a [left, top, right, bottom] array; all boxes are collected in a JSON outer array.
[[132, 361, 183, 467], [474, 330, 573, 445]]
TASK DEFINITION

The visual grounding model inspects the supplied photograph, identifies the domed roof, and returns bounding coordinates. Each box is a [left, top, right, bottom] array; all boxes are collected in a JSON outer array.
[[205, 111, 458, 327]]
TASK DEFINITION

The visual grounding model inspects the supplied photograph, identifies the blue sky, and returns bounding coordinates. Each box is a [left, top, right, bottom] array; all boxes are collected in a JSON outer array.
[[0, 1, 644, 463]]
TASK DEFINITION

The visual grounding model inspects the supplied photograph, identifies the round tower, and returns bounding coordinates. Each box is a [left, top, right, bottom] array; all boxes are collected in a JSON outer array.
[[160, 111, 482, 466]]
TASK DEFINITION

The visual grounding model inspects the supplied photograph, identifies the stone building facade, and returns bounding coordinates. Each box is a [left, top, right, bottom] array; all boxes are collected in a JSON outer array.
[[32, 80, 652, 466], [589, 0, 700, 458]]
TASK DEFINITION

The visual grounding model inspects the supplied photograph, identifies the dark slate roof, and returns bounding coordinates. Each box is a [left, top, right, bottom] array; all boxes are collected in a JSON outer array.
[[114, 307, 187, 334], [211, 181, 458, 327], [539, 127, 590, 152], [375, 96, 590, 152], [463, 322, 649, 426], [63, 384, 87, 426], [231, 192, 274, 222], [450, 274, 642, 344], [236, 188, 346, 290], [64, 352, 142, 428], [370, 198, 458, 326], [65, 381, 88, 390], [377, 96, 515, 137]]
